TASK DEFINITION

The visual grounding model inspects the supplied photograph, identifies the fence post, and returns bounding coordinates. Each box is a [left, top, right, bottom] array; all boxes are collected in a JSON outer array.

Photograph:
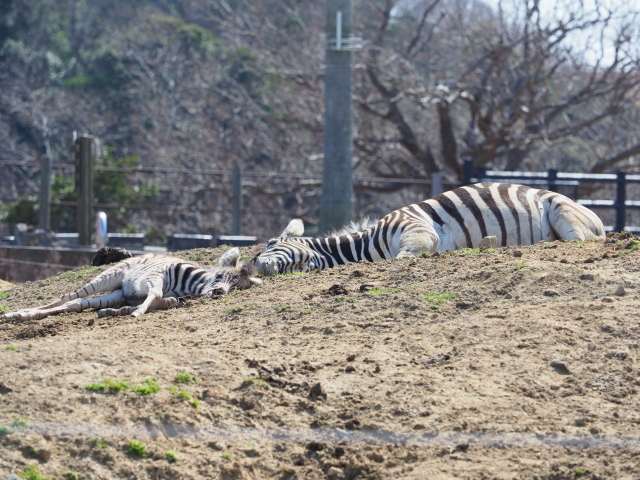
[[75, 136, 93, 246], [430, 171, 443, 197], [615, 171, 626, 232], [38, 129, 52, 232], [462, 159, 474, 186], [232, 163, 242, 235], [547, 168, 558, 192]]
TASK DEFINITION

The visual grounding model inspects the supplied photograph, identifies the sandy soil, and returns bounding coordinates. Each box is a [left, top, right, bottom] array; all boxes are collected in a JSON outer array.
[[1, 234, 639, 480]]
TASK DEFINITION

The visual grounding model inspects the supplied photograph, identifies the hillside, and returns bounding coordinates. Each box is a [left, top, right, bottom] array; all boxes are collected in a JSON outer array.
[[1, 234, 639, 479]]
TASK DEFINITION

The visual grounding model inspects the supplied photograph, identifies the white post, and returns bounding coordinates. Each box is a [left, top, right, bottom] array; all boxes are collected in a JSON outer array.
[[95, 211, 107, 248]]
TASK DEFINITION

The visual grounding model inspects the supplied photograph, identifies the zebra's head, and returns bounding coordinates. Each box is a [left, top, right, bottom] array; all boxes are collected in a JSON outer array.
[[204, 247, 262, 295], [253, 219, 319, 276]]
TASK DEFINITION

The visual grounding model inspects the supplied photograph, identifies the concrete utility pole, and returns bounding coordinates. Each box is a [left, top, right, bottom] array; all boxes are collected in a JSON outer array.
[[318, 0, 361, 233]]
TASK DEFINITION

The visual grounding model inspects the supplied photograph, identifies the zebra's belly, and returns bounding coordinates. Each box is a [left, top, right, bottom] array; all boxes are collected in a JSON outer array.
[[435, 221, 555, 251]]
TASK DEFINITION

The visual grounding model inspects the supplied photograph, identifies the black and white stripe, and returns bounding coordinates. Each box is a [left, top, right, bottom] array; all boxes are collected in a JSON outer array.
[[254, 183, 605, 275], [5, 248, 261, 321]]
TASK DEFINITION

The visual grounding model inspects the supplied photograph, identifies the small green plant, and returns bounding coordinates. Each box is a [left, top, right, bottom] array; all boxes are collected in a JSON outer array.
[[36, 294, 47, 300], [127, 440, 147, 458], [90, 438, 109, 449], [220, 298, 230, 303], [275, 270, 306, 277], [278, 305, 291, 312], [245, 377, 269, 389], [0, 303, 7, 311], [11, 417, 28, 430], [85, 378, 129, 393], [222, 451, 233, 461], [574, 467, 586, 476], [133, 377, 160, 395], [301, 308, 312, 314], [221, 406, 233, 414], [166, 450, 179, 463], [225, 306, 243, 314], [366, 288, 390, 296], [424, 292, 458, 304], [515, 262, 527, 270], [5, 344, 18, 351], [169, 386, 200, 408], [174, 372, 198, 383], [154, 413, 165, 421], [0, 425, 13, 435], [18, 464, 51, 480], [0, 290, 9, 298], [101, 453, 113, 462], [424, 292, 458, 309], [65, 272, 86, 282]]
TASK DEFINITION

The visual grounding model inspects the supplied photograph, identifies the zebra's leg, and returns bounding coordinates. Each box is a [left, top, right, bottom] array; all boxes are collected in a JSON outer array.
[[9, 290, 126, 321], [547, 201, 606, 241], [4, 268, 127, 321], [98, 296, 178, 318], [129, 276, 165, 318], [396, 228, 439, 257]]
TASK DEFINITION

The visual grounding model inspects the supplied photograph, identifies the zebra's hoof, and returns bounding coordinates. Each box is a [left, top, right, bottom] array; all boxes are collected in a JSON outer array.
[[131, 310, 143, 318], [4, 312, 15, 320]]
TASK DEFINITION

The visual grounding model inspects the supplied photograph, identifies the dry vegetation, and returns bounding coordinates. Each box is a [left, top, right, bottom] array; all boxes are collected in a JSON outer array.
[[1, 234, 639, 479]]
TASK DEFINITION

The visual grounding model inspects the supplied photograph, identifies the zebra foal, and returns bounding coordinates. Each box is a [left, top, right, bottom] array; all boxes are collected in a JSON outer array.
[[254, 183, 605, 276], [4, 247, 261, 321]]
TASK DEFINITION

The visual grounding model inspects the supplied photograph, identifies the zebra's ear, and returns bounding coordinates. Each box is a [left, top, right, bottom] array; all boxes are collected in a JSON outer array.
[[281, 219, 304, 238], [218, 247, 241, 267]]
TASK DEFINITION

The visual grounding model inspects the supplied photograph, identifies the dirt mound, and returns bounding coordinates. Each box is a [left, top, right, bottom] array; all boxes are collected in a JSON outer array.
[[1, 234, 639, 479]]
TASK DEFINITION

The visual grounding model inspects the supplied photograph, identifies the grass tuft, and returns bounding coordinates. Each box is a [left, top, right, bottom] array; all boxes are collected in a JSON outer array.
[[132, 377, 160, 395], [127, 439, 147, 458], [85, 378, 129, 393], [166, 450, 179, 463], [174, 372, 199, 383], [18, 464, 51, 480], [423, 292, 458, 307]]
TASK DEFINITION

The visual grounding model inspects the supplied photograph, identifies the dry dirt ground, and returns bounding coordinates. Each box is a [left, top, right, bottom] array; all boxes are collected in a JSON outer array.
[[1, 234, 639, 480]]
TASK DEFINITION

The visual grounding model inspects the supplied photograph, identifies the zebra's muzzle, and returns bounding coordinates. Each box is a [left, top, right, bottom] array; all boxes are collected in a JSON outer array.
[[255, 258, 280, 276]]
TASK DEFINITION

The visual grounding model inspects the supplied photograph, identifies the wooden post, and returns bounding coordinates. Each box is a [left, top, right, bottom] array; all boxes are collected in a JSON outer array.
[[38, 130, 52, 232], [615, 171, 626, 232], [462, 159, 474, 186], [232, 163, 242, 235], [75, 136, 93, 246], [319, 0, 355, 233]]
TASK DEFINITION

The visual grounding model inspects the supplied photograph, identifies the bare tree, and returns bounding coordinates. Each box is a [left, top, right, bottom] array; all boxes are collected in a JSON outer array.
[[355, 0, 640, 179]]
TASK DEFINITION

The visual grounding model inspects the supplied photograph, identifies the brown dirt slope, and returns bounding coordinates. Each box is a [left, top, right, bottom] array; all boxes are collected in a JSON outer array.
[[1, 235, 639, 480]]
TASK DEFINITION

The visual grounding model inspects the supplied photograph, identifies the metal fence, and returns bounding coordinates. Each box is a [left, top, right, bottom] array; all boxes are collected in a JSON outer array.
[[463, 159, 640, 233], [3, 158, 640, 246]]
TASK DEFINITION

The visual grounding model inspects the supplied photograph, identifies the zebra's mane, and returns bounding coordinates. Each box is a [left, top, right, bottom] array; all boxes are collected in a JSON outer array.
[[325, 217, 379, 237]]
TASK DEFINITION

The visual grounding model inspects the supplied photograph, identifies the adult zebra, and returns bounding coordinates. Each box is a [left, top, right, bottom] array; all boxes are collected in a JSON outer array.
[[254, 183, 605, 276]]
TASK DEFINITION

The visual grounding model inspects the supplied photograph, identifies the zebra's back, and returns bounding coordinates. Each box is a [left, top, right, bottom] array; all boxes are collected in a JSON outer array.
[[403, 183, 603, 250]]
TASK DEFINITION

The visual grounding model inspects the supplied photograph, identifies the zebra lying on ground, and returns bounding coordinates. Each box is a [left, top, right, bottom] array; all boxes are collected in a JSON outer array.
[[253, 182, 605, 276], [4, 247, 261, 321]]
